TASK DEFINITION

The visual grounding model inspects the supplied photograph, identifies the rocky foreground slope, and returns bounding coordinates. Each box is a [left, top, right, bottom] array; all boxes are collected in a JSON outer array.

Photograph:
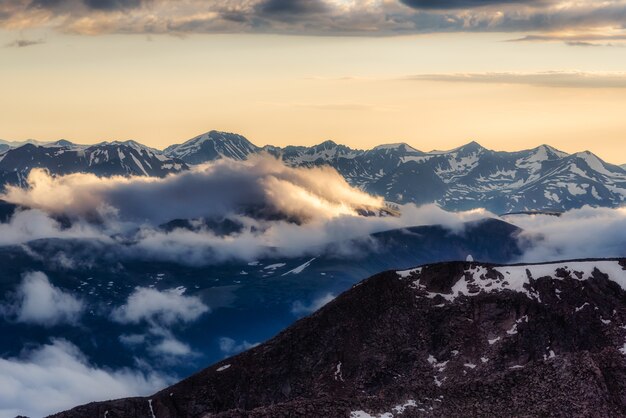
[[53, 259, 626, 417]]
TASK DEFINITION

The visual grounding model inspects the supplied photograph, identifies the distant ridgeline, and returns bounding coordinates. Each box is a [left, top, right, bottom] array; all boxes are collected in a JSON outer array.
[[1, 131, 625, 213]]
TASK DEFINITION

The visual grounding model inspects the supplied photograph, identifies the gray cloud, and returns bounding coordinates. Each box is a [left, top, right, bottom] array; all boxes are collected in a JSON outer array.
[[406, 71, 626, 89], [257, 0, 328, 16], [29, 0, 145, 11], [399, 0, 538, 10]]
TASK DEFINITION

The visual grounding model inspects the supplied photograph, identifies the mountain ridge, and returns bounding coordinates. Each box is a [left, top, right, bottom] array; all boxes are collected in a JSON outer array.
[[1, 130, 624, 213]]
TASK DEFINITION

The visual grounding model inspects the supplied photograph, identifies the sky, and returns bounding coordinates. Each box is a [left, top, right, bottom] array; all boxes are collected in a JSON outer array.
[[1, 0, 626, 163]]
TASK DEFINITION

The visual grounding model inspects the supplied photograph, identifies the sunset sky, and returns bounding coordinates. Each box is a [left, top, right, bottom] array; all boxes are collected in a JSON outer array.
[[2, 0, 626, 163]]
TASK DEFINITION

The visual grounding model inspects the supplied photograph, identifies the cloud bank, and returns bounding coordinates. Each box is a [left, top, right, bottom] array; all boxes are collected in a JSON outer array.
[[2, 156, 383, 225], [0, 338, 170, 418], [0, 157, 493, 265]]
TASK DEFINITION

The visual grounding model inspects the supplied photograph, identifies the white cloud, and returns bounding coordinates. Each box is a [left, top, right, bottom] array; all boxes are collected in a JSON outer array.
[[0, 209, 106, 246], [111, 286, 209, 326], [2, 272, 84, 327], [0, 339, 170, 418], [508, 206, 626, 262], [291, 292, 336, 316], [149, 337, 193, 357]]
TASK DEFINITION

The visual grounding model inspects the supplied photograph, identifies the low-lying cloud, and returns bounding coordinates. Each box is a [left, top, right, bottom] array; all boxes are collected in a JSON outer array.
[[3, 156, 383, 224], [1, 271, 84, 326], [0, 338, 170, 418], [507, 206, 626, 262], [0, 157, 493, 265]]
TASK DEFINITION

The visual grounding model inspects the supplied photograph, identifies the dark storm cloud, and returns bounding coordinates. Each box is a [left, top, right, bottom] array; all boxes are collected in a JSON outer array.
[[399, 0, 535, 10], [257, 0, 328, 15], [29, 0, 145, 10]]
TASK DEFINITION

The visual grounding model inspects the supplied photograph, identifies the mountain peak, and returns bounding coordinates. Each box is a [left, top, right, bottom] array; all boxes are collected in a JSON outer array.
[[164, 130, 259, 164], [47, 139, 75, 147], [313, 139, 339, 149], [371, 143, 421, 153], [458, 140, 484, 151], [534, 144, 568, 157]]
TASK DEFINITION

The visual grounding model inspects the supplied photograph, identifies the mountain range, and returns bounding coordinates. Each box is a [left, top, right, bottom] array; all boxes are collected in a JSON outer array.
[[54, 258, 626, 417], [2, 132, 625, 213]]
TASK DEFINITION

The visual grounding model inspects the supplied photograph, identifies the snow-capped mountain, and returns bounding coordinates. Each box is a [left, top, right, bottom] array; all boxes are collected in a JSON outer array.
[[1, 130, 624, 213], [157, 131, 625, 212], [0, 140, 186, 187], [164, 130, 259, 164], [266, 140, 625, 213]]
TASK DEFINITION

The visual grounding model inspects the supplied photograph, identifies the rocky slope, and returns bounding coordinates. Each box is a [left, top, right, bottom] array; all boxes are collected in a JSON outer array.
[[53, 258, 626, 417]]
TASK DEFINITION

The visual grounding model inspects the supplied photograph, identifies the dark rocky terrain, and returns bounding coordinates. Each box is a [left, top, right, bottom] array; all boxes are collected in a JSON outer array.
[[53, 258, 626, 417]]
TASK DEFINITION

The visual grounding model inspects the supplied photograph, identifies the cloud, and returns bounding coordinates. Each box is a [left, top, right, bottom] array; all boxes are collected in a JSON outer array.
[[291, 292, 336, 316], [123, 203, 492, 265], [0, 338, 169, 418], [406, 71, 626, 89], [218, 337, 259, 356], [5, 38, 44, 47], [257, 0, 328, 16], [111, 286, 209, 326], [111, 287, 208, 360], [0, 0, 623, 40], [30, 0, 145, 11], [149, 336, 193, 357], [0, 208, 110, 246], [507, 206, 626, 262], [2, 156, 383, 225], [0, 157, 494, 265], [399, 0, 539, 10], [1, 271, 84, 326]]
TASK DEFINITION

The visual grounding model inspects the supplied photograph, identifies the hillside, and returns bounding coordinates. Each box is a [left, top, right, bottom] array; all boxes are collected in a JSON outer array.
[[53, 258, 626, 417]]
